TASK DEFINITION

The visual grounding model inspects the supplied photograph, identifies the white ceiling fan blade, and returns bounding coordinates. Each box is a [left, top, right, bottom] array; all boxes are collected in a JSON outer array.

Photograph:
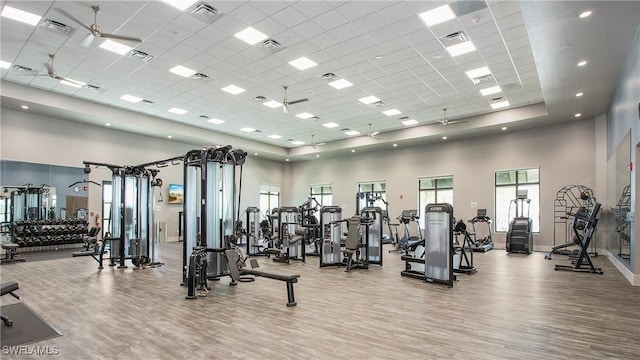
[[81, 34, 96, 47], [100, 33, 142, 43], [283, 103, 289, 114]]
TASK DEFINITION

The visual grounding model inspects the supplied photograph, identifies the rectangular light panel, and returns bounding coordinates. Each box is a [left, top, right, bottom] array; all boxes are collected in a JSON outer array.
[[169, 107, 188, 115], [234, 27, 268, 45], [120, 94, 142, 103], [446, 41, 476, 57], [383, 109, 401, 116], [267, 134, 282, 139], [465, 66, 491, 79], [291, 140, 305, 145], [207, 118, 225, 124], [99, 39, 133, 55], [296, 112, 314, 119], [263, 100, 282, 108], [0, 60, 11, 69], [323, 122, 339, 128], [240, 127, 256, 132], [289, 57, 317, 70], [419, 5, 455, 27], [1, 6, 42, 26], [60, 79, 84, 88], [480, 86, 502, 96], [402, 119, 419, 126], [359, 95, 380, 104], [160, 0, 199, 11], [344, 130, 360, 136], [490, 101, 510, 109], [328, 79, 353, 89], [169, 65, 197, 77], [222, 85, 246, 95]]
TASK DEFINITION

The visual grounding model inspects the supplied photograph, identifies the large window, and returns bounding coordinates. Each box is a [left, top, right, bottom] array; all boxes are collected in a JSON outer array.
[[495, 168, 540, 232], [310, 185, 332, 206], [259, 185, 280, 217], [418, 176, 453, 219], [357, 181, 386, 213]]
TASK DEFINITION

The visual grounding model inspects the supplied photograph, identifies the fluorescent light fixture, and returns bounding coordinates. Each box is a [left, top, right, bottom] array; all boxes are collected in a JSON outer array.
[[465, 66, 491, 79], [383, 109, 402, 116], [323, 122, 339, 128], [418, 5, 455, 27], [207, 118, 225, 125], [1, 6, 42, 26], [296, 112, 314, 119], [402, 119, 418, 126], [328, 78, 353, 89], [490, 100, 510, 109], [480, 86, 502, 96], [291, 140, 305, 145], [169, 107, 188, 115], [359, 95, 380, 104], [221, 85, 245, 95], [288, 57, 317, 71], [60, 79, 84, 88], [99, 39, 132, 55], [446, 42, 476, 57], [234, 27, 268, 45], [160, 0, 199, 11], [577, 60, 587, 67], [21, 105, 29, 109], [344, 130, 360, 136], [240, 127, 256, 132], [579, 11, 592, 18], [0, 60, 11, 69], [576, 92, 584, 97], [268, 134, 282, 139], [169, 65, 197, 77], [120, 94, 142, 103], [263, 100, 282, 108], [574, 113, 582, 118], [501, 127, 508, 131]]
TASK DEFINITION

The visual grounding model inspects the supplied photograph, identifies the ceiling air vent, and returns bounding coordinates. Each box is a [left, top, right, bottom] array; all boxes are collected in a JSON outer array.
[[192, 72, 210, 81], [128, 50, 155, 63], [39, 19, 74, 36], [190, 3, 221, 23], [399, 116, 410, 120], [489, 96, 506, 104], [252, 96, 266, 101], [319, 72, 338, 80], [441, 31, 469, 47], [13, 65, 35, 74], [373, 100, 388, 107], [257, 39, 285, 54], [199, 115, 209, 119], [141, 99, 155, 105], [84, 84, 101, 92], [471, 74, 494, 84]]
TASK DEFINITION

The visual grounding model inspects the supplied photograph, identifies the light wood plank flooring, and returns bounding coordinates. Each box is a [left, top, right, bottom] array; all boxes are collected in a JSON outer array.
[[1, 243, 639, 359]]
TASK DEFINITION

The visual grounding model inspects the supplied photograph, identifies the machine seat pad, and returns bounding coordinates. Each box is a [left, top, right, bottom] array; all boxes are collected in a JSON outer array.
[[1, 281, 19, 296], [240, 269, 299, 282]]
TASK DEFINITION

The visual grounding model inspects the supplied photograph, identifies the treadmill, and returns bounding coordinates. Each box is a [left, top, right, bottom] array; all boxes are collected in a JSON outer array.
[[468, 209, 493, 252]]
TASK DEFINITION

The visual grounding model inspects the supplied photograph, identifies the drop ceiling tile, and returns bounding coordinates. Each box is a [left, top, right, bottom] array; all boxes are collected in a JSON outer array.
[[345, 34, 379, 51], [211, 14, 249, 36], [313, 9, 350, 31], [249, 1, 290, 15], [368, 26, 401, 44], [292, 20, 326, 39], [334, 1, 375, 21], [254, 17, 289, 36], [231, 3, 270, 25], [352, 12, 389, 33], [330, 22, 362, 41], [474, 33, 504, 48], [271, 6, 309, 28], [489, 1, 523, 18], [496, 12, 526, 31]]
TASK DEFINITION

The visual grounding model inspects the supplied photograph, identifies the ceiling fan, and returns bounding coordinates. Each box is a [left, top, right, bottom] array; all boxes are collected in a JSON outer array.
[[282, 85, 309, 113], [36, 54, 84, 86], [367, 123, 381, 140], [309, 135, 325, 149], [56, 5, 142, 47], [435, 108, 467, 126]]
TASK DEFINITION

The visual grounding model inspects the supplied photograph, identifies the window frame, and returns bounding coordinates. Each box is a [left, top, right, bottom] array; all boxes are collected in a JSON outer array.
[[494, 168, 540, 233]]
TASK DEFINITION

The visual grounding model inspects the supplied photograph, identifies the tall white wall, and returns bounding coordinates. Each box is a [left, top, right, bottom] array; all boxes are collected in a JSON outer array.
[[0, 108, 284, 241], [288, 119, 597, 250]]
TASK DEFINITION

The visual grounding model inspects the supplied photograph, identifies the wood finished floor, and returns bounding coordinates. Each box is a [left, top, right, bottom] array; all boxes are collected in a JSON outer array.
[[1, 243, 639, 360]]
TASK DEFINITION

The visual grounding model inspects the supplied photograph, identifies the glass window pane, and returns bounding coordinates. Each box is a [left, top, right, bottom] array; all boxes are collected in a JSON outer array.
[[495, 186, 516, 232], [359, 183, 373, 192], [259, 194, 270, 216], [519, 184, 540, 232], [103, 182, 112, 202], [377, 183, 385, 192], [419, 190, 436, 219], [496, 171, 516, 185], [518, 168, 539, 184], [437, 189, 453, 205], [419, 179, 435, 189], [270, 194, 280, 210], [436, 177, 453, 188], [310, 185, 321, 194]]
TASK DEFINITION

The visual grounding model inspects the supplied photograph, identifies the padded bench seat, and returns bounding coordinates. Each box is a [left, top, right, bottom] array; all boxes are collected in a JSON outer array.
[[240, 269, 300, 307], [1, 281, 19, 295]]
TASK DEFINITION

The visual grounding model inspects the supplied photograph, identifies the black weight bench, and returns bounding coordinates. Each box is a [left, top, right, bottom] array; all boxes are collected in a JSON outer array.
[[225, 250, 300, 307], [1, 281, 20, 326], [1, 243, 25, 265]]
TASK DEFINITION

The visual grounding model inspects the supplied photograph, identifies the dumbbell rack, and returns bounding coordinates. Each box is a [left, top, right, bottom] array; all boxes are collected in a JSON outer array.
[[11, 219, 88, 251]]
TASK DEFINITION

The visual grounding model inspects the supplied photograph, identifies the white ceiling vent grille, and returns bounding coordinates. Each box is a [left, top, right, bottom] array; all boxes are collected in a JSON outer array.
[[128, 50, 155, 63], [319, 72, 338, 80], [190, 3, 221, 23], [84, 84, 101, 92], [192, 72, 210, 81], [441, 31, 469, 47], [13, 65, 35, 74], [373, 100, 388, 107], [39, 19, 74, 36], [489, 96, 506, 104], [471, 74, 494, 84], [257, 39, 285, 54], [141, 99, 155, 105]]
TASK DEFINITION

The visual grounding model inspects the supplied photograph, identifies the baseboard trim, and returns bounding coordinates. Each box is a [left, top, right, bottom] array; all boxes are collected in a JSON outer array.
[[606, 250, 639, 286]]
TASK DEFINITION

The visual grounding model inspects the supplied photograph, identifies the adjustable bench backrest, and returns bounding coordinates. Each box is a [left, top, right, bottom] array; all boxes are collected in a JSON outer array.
[[344, 216, 362, 251]]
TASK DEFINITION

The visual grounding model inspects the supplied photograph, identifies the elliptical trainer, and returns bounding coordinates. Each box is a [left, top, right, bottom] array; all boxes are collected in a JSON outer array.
[[505, 190, 533, 254]]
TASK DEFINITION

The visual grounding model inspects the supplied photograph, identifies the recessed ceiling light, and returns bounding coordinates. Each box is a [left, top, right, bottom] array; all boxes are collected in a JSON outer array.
[[480, 86, 502, 96], [240, 127, 256, 132], [268, 134, 282, 139], [323, 122, 339, 128], [501, 126, 507, 131], [21, 105, 29, 109], [490, 100, 510, 109], [291, 140, 305, 145], [577, 60, 587, 67], [169, 65, 197, 77], [402, 119, 419, 126], [120, 94, 142, 103], [315, 154, 320, 158], [285, 158, 290, 162], [328, 79, 353, 89], [254, 152, 259, 156], [60, 79, 84, 88], [160, 0, 199, 11], [1, 6, 42, 26], [579, 10, 592, 18], [393, 144, 398, 147], [221, 85, 245, 95], [0, 60, 11, 69], [344, 130, 360, 136], [383, 109, 402, 116], [234, 27, 268, 45], [574, 113, 582, 118], [207, 118, 224, 125], [359, 95, 380, 104], [446, 41, 476, 57], [99, 39, 133, 55], [351, 149, 356, 153], [418, 5, 455, 27], [169, 107, 188, 115], [296, 112, 314, 119], [105, 123, 111, 127], [466, 66, 491, 79], [576, 92, 584, 97], [263, 100, 282, 108], [288, 57, 317, 71], [167, 135, 172, 139], [442, 136, 448, 140]]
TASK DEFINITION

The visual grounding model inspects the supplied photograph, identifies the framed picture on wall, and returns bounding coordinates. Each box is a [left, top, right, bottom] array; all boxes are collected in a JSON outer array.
[[168, 184, 184, 204]]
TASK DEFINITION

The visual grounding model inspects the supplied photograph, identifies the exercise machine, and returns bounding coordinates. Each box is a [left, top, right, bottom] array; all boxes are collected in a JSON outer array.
[[389, 209, 423, 253], [612, 185, 631, 260], [1, 242, 25, 264], [552, 185, 597, 257], [553, 203, 603, 274], [505, 190, 533, 254], [546, 191, 594, 260], [319, 206, 342, 267], [453, 220, 477, 274], [269, 206, 305, 264], [359, 206, 384, 266], [402, 203, 455, 287], [1, 281, 20, 326], [341, 215, 371, 272], [71, 226, 101, 257], [468, 209, 493, 252], [356, 191, 395, 244], [245, 207, 269, 256], [299, 197, 321, 257]]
